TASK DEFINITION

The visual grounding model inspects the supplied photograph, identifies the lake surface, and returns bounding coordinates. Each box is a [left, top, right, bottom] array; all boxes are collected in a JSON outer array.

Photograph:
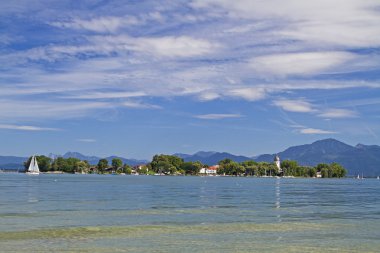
[[0, 174, 379, 252]]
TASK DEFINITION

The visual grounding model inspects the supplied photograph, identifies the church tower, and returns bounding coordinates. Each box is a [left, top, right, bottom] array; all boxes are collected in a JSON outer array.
[[274, 154, 282, 173]]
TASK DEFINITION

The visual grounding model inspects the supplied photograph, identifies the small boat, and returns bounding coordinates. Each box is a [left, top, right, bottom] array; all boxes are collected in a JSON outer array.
[[26, 155, 40, 175], [377, 176, 379, 180]]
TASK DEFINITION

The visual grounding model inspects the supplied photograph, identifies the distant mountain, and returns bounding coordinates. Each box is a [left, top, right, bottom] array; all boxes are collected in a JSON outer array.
[[62, 152, 101, 164], [175, 151, 252, 165], [0, 156, 27, 169], [256, 138, 380, 177]]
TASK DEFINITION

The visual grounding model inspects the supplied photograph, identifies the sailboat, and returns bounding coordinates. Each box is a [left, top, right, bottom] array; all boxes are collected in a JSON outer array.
[[27, 155, 40, 175]]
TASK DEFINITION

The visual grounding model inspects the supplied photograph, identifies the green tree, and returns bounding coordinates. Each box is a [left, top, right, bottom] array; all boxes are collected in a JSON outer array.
[[137, 165, 149, 175], [241, 160, 258, 176], [315, 163, 329, 178], [112, 158, 123, 171], [52, 157, 68, 171], [309, 167, 317, 177], [218, 159, 244, 176], [281, 160, 298, 176], [320, 167, 329, 178], [149, 154, 184, 174], [66, 157, 80, 173], [256, 162, 271, 176], [75, 160, 90, 173], [181, 161, 203, 175], [329, 163, 347, 178], [122, 164, 132, 174], [97, 159, 108, 173]]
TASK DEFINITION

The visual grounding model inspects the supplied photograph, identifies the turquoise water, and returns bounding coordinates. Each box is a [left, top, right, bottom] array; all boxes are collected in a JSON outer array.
[[0, 174, 379, 252]]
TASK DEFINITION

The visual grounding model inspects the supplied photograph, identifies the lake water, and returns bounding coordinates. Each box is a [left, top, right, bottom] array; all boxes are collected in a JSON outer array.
[[0, 174, 379, 252]]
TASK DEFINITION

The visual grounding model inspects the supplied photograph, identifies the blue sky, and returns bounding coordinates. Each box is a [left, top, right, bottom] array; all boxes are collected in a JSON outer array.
[[0, 0, 379, 159]]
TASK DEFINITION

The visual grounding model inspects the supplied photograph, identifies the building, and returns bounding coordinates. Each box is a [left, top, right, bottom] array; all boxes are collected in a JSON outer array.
[[200, 165, 219, 175], [274, 155, 282, 173]]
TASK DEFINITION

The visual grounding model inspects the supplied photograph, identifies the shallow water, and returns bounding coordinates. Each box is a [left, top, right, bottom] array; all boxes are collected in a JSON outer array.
[[0, 174, 379, 252]]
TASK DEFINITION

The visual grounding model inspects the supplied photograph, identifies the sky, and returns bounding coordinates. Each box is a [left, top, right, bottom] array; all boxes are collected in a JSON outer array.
[[0, 0, 379, 159]]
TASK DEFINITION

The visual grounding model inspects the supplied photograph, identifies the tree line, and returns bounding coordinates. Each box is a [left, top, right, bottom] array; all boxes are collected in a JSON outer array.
[[24, 156, 132, 174], [24, 154, 347, 178]]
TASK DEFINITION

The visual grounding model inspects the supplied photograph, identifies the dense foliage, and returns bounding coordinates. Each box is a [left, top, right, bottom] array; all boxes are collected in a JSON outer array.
[[23, 154, 347, 178]]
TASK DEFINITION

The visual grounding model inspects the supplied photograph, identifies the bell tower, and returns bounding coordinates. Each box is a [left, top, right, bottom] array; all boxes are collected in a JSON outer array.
[[274, 154, 282, 173]]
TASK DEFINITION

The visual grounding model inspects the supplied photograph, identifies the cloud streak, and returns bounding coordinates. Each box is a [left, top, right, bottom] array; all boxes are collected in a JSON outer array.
[[299, 128, 337, 135], [76, 138, 96, 143], [273, 99, 315, 113], [50, 16, 139, 33], [250, 52, 356, 77], [318, 109, 357, 119], [0, 124, 60, 131], [194, 114, 243, 120]]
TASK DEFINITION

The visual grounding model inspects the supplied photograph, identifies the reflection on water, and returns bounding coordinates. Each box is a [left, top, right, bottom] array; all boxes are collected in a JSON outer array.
[[275, 178, 282, 242], [275, 177, 281, 210], [27, 176, 39, 204], [0, 174, 380, 252]]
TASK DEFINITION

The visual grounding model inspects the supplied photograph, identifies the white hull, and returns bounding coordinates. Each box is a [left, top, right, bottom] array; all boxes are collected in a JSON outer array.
[[26, 171, 39, 175]]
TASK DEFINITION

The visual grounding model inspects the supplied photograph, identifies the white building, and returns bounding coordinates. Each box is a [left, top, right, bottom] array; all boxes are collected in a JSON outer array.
[[274, 155, 282, 173], [200, 165, 218, 175]]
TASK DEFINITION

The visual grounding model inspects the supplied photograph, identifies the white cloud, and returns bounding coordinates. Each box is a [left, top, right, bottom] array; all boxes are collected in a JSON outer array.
[[228, 87, 266, 101], [66, 91, 147, 99], [194, 113, 243, 120], [299, 128, 336, 134], [103, 35, 220, 58], [1, 0, 379, 128], [273, 99, 315, 113], [267, 81, 380, 91], [0, 124, 60, 131], [50, 16, 139, 33], [0, 100, 111, 120], [136, 36, 218, 58], [122, 101, 161, 109], [318, 109, 357, 118], [197, 92, 221, 101], [6, 35, 219, 61], [76, 138, 96, 143], [191, 0, 380, 48], [250, 52, 356, 77]]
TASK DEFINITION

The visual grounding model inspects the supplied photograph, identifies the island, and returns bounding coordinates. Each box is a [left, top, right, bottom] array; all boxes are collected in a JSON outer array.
[[23, 154, 347, 178]]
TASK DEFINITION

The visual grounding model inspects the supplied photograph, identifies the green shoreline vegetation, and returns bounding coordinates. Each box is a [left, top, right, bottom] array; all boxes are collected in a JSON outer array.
[[24, 154, 346, 178]]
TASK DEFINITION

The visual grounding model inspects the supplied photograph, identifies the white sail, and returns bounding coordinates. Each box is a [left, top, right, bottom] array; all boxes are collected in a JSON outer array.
[[27, 156, 40, 174]]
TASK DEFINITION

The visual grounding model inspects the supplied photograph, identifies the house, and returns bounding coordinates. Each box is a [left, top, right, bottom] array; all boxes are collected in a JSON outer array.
[[316, 171, 322, 178], [200, 165, 219, 175]]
